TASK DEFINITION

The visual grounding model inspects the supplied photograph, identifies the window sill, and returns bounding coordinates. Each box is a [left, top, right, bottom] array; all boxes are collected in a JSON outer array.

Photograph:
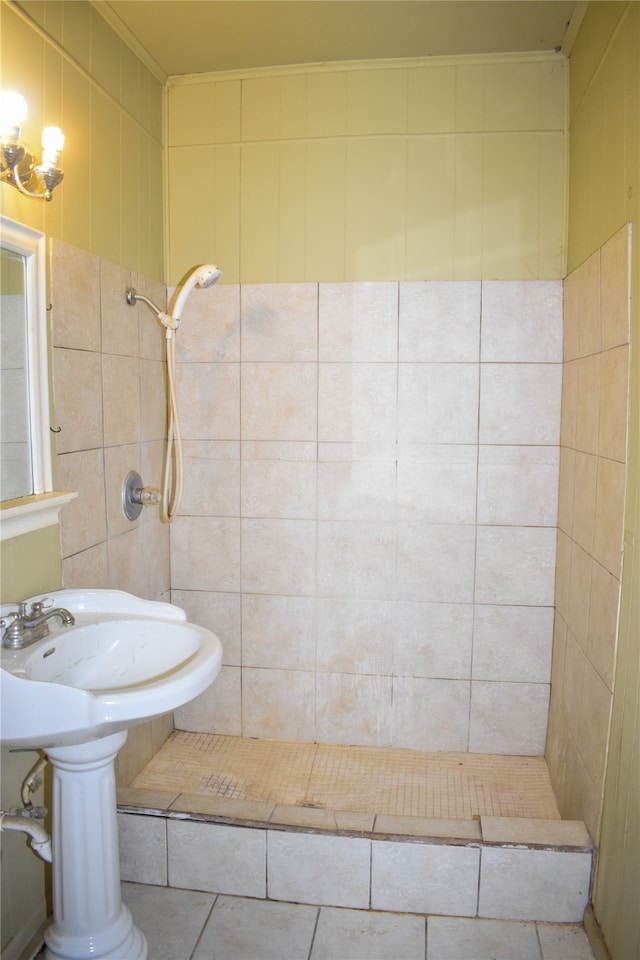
[[0, 491, 77, 542]]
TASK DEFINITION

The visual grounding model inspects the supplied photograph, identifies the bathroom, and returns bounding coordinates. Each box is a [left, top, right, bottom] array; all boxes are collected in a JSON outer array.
[[0, 1, 638, 958]]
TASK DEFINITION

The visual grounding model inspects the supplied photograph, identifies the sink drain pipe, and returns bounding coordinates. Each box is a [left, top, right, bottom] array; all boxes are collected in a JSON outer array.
[[0, 751, 52, 862], [0, 810, 52, 862]]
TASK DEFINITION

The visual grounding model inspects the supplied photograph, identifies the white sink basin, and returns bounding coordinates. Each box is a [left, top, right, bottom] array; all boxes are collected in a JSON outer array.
[[0, 589, 223, 749]]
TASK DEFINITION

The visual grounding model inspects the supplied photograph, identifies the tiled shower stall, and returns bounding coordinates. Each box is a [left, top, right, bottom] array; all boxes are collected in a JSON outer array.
[[53, 223, 629, 846], [169, 278, 562, 756]]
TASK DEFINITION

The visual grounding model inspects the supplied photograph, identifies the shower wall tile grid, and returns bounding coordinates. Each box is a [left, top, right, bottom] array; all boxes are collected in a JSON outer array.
[[171, 278, 563, 756], [546, 222, 631, 839], [51, 240, 174, 779]]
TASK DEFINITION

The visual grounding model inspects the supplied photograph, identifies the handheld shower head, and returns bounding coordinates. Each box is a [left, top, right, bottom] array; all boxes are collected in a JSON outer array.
[[170, 263, 223, 320]]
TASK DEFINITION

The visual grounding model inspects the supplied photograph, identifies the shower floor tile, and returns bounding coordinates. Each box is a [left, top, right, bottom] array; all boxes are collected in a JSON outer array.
[[131, 731, 561, 821]]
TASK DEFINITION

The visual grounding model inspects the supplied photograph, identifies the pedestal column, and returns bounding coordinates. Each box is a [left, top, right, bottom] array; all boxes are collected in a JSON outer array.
[[43, 731, 147, 960]]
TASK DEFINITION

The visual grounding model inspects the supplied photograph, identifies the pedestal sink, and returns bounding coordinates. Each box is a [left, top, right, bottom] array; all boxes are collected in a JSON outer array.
[[0, 589, 223, 960]]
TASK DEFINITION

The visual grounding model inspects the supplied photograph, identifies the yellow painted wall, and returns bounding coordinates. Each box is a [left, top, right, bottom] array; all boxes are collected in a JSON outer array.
[[567, 3, 640, 959], [166, 54, 567, 285], [0, 4, 163, 956], [0, 0, 164, 279]]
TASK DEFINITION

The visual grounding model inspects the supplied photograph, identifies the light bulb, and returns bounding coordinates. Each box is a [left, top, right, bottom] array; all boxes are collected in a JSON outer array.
[[41, 126, 64, 167], [0, 91, 27, 140]]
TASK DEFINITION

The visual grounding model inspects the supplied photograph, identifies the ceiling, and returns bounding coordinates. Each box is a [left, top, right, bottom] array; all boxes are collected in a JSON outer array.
[[99, 1, 583, 79]]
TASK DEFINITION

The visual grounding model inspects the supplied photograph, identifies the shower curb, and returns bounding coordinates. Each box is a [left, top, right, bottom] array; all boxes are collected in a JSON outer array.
[[117, 789, 593, 923]]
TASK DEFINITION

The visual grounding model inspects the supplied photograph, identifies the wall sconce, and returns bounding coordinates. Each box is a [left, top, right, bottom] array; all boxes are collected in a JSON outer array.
[[0, 91, 64, 202]]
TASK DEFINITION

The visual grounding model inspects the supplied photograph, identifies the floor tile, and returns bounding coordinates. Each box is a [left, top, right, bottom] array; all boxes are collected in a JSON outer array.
[[192, 894, 318, 960], [121, 882, 215, 960], [537, 922, 596, 959], [311, 906, 425, 959], [426, 916, 542, 960]]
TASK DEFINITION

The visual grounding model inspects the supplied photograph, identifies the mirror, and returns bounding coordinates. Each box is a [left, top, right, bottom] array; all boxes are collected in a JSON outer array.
[[0, 215, 50, 502], [0, 216, 75, 541], [1, 243, 32, 498]]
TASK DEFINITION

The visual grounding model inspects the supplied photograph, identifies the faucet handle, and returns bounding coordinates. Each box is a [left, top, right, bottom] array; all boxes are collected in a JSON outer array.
[[28, 597, 53, 615], [0, 610, 20, 628]]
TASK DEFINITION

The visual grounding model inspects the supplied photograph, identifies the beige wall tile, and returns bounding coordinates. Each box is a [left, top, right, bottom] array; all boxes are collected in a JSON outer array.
[[242, 457, 316, 519], [567, 542, 593, 651], [50, 241, 101, 351], [53, 349, 103, 454], [577, 659, 613, 787], [475, 527, 556, 606], [168, 820, 266, 897], [593, 457, 625, 576], [371, 840, 479, 916], [480, 281, 562, 362], [394, 601, 473, 681], [140, 359, 167, 444], [319, 363, 397, 445], [102, 354, 141, 447], [107, 526, 148, 597], [171, 590, 241, 665], [241, 283, 317, 362], [479, 364, 561, 445], [62, 543, 108, 589], [174, 664, 241, 736], [570, 452, 597, 554], [587, 562, 620, 691], [242, 518, 316, 596], [177, 363, 240, 440], [268, 832, 370, 908], [319, 282, 398, 362], [398, 364, 479, 444], [100, 259, 138, 356], [242, 667, 316, 740], [477, 446, 559, 526], [397, 523, 476, 603], [316, 672, 392, 747], [398, 459, 476, 524], [399, 281, 480, 362], [171, 517, 240, 592], [574, 354, 601, 455], [390, 677, 470, 751], [243, 594, 316, 671], [179, 441, 240, 518], [118, 814, 167, 885], [319, 460, 396, 523], [469, 681, 549, 755], [241, 362, 317, 440], [472, 605, 553, 683], [317, 598, 394, 676], [598, 345, 630, 462], [57, 448, 107, 557], [318, 520, 396, 600], [478, 848, 591, 921]]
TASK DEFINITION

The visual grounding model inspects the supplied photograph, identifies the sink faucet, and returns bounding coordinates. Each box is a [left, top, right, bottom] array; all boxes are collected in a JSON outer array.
[[1, 600, 75, 649]]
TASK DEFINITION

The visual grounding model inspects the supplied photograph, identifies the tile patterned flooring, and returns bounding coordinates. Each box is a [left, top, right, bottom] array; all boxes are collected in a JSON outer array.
[[132, 731, 561, 821], [121, 882, 596, 960]]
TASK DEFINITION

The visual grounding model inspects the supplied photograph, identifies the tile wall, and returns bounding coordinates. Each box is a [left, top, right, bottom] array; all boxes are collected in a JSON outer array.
[[172, 278, 563, 755], [546, 223, 631, 840], [50, 239, 173, 780]]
